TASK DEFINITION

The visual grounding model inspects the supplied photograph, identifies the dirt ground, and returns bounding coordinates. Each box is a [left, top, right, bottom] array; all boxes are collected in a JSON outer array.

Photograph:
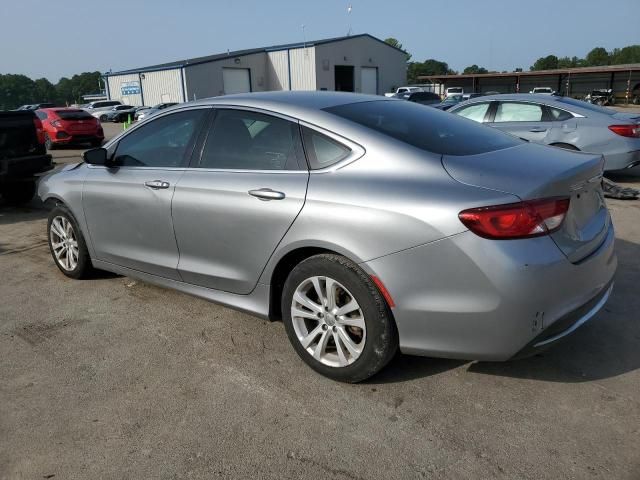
[[1, 121, 639, 479]]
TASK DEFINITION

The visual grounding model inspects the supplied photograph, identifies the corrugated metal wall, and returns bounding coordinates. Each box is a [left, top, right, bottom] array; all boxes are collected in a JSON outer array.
[[106, 73, 143, 105], [184, 53, 268, 99], [289, 48, 316, 90], [266, 51, 290, 90], [313, 37, 406, 94], [140, 69, 184, 105]]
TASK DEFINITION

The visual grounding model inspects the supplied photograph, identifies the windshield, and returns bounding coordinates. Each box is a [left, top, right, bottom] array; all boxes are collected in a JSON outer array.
[[448, 88, 463, 93], [55, 109, 93, 120], [325, 100, 521, 156], [556, 96, 616, 115]]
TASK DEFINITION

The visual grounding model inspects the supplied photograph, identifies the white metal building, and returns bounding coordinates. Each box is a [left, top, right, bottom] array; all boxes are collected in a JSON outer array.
[[105, 34, 407, 106]]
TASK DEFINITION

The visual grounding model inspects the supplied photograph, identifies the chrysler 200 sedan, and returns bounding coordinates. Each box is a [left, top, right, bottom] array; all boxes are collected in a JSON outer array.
[[39, 92, 616, 382]]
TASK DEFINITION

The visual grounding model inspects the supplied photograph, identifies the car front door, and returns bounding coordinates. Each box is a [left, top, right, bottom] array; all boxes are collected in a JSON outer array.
[[82, 108, 209, 280], [171, 108, 309, 294], [486, 101, 552, 143]]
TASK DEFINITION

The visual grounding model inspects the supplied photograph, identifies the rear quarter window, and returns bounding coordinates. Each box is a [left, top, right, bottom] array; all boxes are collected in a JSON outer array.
[[325, 100, 521, 156]]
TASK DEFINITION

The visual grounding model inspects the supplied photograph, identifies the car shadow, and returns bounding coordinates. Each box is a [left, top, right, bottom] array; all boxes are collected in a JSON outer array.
[[370, 238, 640, 385], [0, 198, 48, 226]]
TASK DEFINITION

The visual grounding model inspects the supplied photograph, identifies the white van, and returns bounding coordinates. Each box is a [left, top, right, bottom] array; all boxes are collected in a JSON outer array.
[[445, 87, 464, 98]]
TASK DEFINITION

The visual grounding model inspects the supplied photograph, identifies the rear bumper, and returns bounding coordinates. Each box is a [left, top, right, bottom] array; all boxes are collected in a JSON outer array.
[[363, 224, 617, 361], [603, 149, 640, 171], [51, 133, 103, 144], [510, 281, 613, 359], [0, 154, 53, 180]]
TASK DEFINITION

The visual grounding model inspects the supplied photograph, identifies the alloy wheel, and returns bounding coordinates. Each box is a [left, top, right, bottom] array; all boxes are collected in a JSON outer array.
[[49, 216, 79, 271], [291, 276, 366, 367]]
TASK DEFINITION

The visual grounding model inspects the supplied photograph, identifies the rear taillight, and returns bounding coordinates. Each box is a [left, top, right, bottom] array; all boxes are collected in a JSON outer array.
[[608, 124, 640, 138], [459, 197, 570, 240], [33, 117, 45, 144]]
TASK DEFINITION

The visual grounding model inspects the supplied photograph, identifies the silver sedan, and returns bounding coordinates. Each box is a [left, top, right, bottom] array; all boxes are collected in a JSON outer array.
[[449, 93, 640, 171], [38, 92, 616, 382]]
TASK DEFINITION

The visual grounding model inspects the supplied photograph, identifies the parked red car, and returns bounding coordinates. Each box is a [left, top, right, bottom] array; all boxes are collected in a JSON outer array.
[[35, 108, 104, 149]]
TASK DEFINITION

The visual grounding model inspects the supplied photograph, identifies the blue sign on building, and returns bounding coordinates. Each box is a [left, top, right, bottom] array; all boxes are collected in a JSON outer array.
[[121, 81, 141, 96]]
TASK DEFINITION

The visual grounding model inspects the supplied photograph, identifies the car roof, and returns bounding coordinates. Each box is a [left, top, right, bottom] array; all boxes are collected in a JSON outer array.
[[185, 91, 394, 120], [450, 93, 592, 112]]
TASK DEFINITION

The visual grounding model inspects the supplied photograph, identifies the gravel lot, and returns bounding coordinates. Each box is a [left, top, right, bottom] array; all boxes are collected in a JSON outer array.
[[1, 121, 639, 479]]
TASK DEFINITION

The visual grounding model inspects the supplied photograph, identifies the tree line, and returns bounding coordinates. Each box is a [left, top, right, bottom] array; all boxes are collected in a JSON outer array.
[[0, 71, 102, 110], [384, 38, 640, 83]]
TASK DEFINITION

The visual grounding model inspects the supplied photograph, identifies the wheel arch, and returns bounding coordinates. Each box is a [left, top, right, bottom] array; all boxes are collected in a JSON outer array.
[[266, 244, 396, 324]]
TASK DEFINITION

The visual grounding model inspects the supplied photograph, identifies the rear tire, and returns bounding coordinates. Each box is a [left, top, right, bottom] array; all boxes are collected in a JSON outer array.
[[47, 205, 95, 279], [0, 181, 36, 205], [99, 114, 108, 122], [281, 254, 398, 383]]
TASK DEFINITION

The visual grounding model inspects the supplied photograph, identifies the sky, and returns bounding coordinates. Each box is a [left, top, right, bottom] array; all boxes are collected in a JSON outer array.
[[0, 0, 638, 82]]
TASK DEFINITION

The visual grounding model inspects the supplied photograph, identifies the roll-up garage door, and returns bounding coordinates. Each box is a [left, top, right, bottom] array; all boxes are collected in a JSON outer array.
[[361, 67, 378, 95], [223, 68, 251, 95]]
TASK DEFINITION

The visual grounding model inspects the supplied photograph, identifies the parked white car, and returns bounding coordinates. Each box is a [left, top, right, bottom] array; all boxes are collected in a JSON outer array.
[[530, 87, 555, 95], [384, 86, 423, 97], [89, 104, 134, 121], [84, 100, 122, 118]]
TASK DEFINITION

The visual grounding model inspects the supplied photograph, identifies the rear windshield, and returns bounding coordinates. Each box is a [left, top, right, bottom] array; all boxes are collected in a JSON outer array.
[[555, 96, 615, 115], [448, 88, 463, 93], [55, 109, 93, 120], [325, 100, 521, 156]]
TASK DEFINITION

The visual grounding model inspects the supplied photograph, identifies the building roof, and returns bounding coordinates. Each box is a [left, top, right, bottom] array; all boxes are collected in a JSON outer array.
[[107, 33, 406, 76], [420, 63, 640, 82]]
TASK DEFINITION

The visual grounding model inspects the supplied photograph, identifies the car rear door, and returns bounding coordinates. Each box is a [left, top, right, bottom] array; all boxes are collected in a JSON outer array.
[[82, 108, 209, 280], [171, 108, 309, 294], [486, 101, 553, 143]]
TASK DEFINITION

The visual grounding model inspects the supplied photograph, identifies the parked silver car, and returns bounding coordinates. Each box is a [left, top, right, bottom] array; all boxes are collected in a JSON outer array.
[[449, 94, 640, 170], [39, 92, 616, 382]]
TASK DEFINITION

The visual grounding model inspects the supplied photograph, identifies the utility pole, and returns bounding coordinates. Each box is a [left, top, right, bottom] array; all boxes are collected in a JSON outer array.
[[347, 5, 352, 36]]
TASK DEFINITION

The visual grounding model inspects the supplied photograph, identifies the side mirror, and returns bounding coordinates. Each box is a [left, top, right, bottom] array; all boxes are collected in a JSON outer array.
[[82, 147, 109, 166]]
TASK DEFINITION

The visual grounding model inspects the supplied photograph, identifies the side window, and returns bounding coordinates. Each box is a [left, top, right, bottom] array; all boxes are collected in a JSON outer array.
[[114, 109, 205, 168], [302, 127, 351, 170], [548, 107, 573, 121], [494, 102, 543, 122], [455, 103, 490, 123], [198, 109, 303, 170]]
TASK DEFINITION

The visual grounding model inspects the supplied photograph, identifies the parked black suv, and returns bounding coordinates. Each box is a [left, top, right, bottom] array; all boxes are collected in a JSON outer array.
[[0, 110, 53, 205]]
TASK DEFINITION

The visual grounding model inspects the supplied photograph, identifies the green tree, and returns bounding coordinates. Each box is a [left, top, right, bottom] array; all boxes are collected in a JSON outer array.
[[0, 74, 36, 110], [557, 56, 583, 69], [407, 59, 455, 83], [463, 64, 488, 74], [55, 71, 102, 105], [530, 55, 559, 71], [384, 37, 411, 61], [584, 47, 610, 66], [33, 78, 57, 102], [610, 45, 640, 64]]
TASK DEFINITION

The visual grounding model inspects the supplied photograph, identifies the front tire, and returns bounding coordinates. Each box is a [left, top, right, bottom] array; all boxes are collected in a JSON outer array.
[[47, 205, 94, 279], [282, 254, 398, 383]]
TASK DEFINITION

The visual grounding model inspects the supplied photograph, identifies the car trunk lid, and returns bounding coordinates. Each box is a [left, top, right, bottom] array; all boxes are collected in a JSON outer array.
[[442, 143, 609, 263]]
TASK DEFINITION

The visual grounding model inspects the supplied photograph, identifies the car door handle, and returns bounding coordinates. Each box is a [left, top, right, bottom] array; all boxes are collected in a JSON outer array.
[[529, 127, 547, 132], [144, 180, 170, 189], [248, 188, 286, 201]]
